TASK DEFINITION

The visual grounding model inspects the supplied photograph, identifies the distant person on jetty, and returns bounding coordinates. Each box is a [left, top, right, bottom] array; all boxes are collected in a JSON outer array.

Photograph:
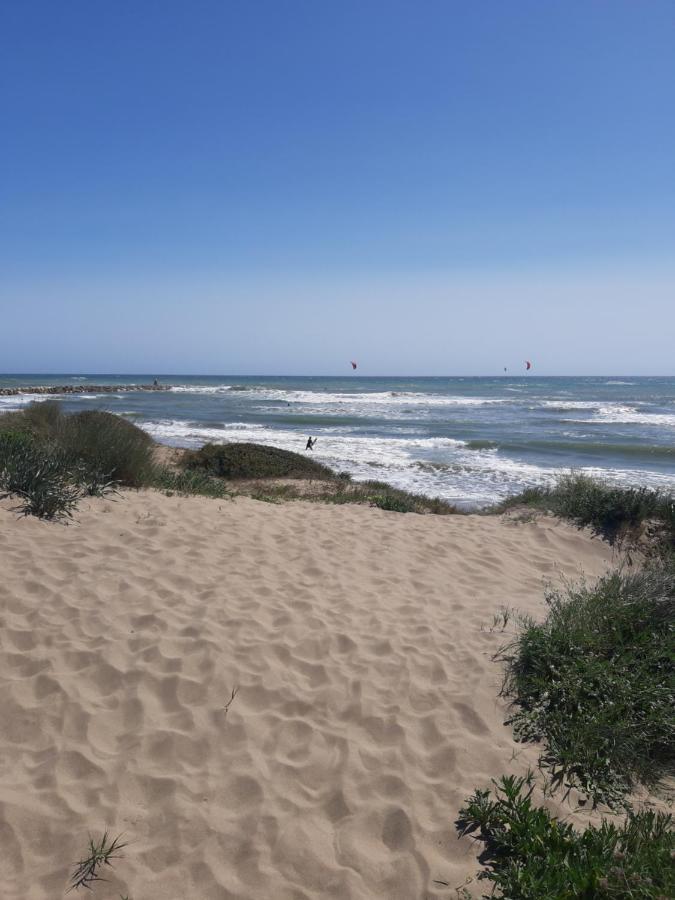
[[153, 378, 159, 386], [305, 436, 316, 451]]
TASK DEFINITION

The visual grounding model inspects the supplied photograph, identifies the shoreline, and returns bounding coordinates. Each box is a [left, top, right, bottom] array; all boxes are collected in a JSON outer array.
[[1, 382, 673, 508]]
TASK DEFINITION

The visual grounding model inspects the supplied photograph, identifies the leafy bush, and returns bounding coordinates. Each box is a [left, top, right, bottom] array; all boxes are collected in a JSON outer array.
[[499, 560, 675, 806], [60, 410, 154, 487], [496, 473, 674, 551], [458, 773, 674, 899], [182, 442, 335, 480]]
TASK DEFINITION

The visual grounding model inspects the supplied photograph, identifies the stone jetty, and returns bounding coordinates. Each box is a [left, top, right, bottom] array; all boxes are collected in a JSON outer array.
[[0, 384, 172, 396]]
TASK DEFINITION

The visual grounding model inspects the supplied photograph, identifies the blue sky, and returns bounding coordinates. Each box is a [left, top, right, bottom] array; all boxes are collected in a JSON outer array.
[[1, 1, 673, 375]]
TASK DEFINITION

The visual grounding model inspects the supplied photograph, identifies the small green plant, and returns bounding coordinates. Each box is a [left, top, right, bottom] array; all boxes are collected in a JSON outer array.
[[483, 606, 515, 633], [458, 773, 674, 899], [499, 559, 675, 806], [368, 491, 416, 513], [68, 831, 127, 892]]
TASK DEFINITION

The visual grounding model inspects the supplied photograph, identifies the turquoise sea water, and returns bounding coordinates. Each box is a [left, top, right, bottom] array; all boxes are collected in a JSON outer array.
[[1, 374, 674, 506]]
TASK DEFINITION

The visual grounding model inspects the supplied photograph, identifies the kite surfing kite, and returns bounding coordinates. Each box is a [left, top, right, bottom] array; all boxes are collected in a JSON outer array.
[[525, 360, 532, 371], [350, 360, 357, 370]]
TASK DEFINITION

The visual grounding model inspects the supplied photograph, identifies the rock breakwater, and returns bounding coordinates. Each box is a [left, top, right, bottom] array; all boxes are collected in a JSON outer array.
[[0, 384, 171, 396]]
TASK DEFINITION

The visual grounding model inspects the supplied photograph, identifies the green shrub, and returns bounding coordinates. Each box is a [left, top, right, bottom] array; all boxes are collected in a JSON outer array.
[[459, 773, 674, 899], [0, 399, 64, 439], [495, 473, 674, 551], [60, 410, 154, 487], [182, 442, 335, 480], [358, 480, 457, 514], [499, 560, 675, 806], [367, 491, 417, 513]]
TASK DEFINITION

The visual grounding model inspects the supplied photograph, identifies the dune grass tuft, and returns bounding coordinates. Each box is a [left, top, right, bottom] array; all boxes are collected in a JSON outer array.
[[458, 772, 674, 899], [68, 831, 127, 892], [0, 432, 83, 520], [498, 559, 675, 807]]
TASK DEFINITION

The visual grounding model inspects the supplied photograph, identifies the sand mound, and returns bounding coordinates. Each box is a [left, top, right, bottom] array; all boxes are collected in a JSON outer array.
[[0, 492, 615, 898]]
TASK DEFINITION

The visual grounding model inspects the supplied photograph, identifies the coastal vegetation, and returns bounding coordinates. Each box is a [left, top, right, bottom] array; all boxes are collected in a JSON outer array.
[[498, 560, 675, 808], [0, 432, 86, 519], [0, 403, 459, 517], [182, 440, 335, 479], [458, 558, 674, 894], [5, 405, 673, 528], [1, 406, 673, 896], [458, 773, 674, 899], [495, 472, 674, 554], [0, 403, 153, 517], [0, 401, 154, 486], [68, 832, 127, 892], [461, 476, 675, 892]]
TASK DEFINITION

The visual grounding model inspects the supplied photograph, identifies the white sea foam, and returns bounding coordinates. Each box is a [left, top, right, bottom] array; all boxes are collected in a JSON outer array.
[[0, 394, 50, 410], [540, 400, 675, 426], [591, 406, 675, 427], [138, 417, 675, 506], [168, 385, 511, 408], [540, 400, 608, 410], [169, 385, 234, 394]]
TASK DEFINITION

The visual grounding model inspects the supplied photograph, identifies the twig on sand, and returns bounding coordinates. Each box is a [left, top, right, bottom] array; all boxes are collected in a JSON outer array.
[[223, 686, 239, 717]]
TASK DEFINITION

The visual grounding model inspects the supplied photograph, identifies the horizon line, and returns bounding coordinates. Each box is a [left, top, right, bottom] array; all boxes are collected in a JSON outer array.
[[1, 372, 673, 380]]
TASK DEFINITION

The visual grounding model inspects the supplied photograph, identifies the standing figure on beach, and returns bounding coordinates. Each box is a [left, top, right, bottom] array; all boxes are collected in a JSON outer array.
[[305, 436, 316, 450]]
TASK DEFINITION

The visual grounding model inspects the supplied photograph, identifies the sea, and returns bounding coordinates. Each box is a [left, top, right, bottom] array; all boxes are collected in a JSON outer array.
[[1, 374, 674, 508]]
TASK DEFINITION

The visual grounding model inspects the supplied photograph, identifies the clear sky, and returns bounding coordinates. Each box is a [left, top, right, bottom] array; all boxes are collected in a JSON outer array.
[[1, 1, 674, 375]]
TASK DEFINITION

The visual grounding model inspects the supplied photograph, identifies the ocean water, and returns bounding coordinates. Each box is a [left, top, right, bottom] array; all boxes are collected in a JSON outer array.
[[1, 374, 674, 507]]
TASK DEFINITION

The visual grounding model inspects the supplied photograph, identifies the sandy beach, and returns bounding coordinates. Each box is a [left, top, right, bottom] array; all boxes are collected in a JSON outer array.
[[0, 491, 617, 899]]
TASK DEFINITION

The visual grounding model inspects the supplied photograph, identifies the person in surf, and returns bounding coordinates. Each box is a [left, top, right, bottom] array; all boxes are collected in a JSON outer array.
[[305, 436, 316, 450]]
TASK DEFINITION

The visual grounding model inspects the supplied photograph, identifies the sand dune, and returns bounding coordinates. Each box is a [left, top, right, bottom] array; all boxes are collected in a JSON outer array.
[[0, 492, 616, 899]]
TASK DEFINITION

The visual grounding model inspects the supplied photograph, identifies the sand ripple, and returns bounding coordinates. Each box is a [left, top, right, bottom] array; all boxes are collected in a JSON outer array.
[[0, 493, 615, 898]]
